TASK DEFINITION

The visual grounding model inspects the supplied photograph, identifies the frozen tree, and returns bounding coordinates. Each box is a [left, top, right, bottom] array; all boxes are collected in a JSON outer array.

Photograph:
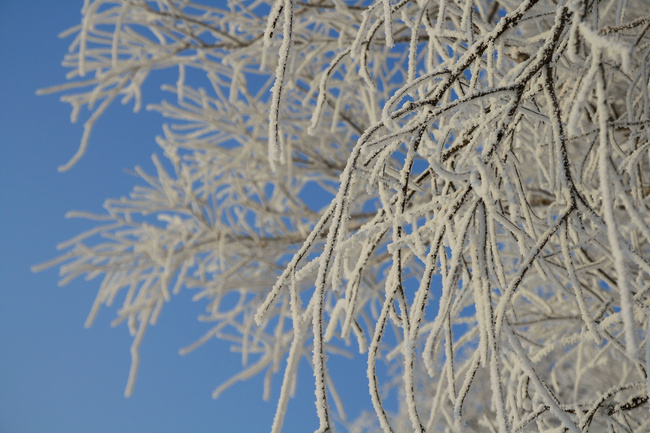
[[36, 0, 650, 431]]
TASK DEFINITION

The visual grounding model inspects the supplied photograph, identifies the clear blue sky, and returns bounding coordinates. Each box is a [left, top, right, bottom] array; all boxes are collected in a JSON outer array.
[[0, 2, 375, 432]]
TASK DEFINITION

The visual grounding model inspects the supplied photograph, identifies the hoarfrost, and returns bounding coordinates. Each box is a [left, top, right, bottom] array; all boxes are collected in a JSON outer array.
[[37, 0, 650, 431]]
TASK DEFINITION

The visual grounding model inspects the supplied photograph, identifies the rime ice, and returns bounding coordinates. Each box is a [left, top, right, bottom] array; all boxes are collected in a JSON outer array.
[[37, 0, 650, 431]]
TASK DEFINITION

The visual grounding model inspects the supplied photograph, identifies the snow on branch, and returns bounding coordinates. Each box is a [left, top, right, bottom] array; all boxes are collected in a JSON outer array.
[[38, 0, 650, 431]]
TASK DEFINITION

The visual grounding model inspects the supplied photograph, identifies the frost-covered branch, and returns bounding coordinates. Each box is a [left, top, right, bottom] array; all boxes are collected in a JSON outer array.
[[38, 0, 650, 431]]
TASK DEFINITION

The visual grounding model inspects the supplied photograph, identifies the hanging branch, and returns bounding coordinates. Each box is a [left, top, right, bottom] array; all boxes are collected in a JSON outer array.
[[37, 0, 650, 431]]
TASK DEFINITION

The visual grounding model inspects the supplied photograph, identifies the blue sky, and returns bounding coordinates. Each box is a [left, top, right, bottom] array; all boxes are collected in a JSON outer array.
[[0, 2, 379, 432]]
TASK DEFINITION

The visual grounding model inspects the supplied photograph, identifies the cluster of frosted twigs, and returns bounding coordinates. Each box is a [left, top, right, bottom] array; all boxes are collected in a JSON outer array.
[[38, 0, 650, 431]]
